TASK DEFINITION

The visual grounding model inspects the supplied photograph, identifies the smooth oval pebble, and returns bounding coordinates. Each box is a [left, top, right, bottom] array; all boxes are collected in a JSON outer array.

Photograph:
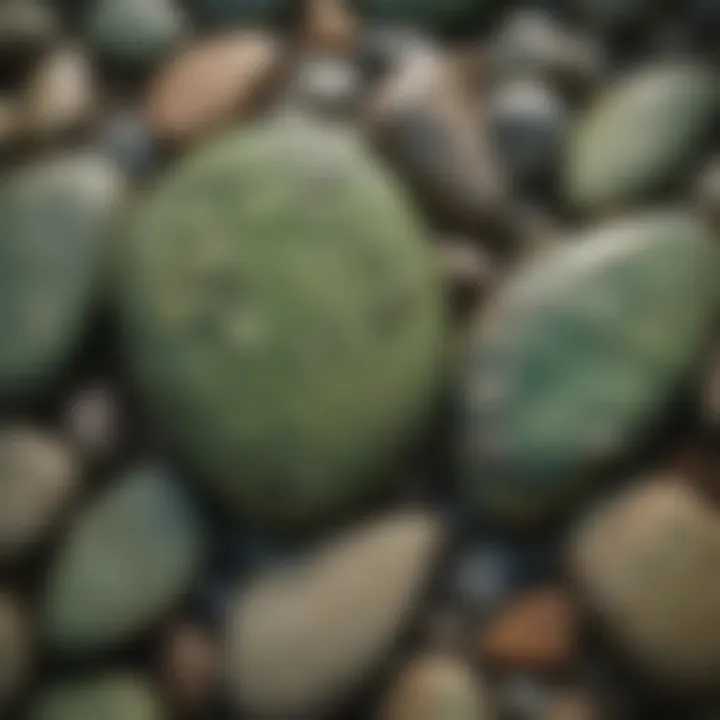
[[86, 0, 186, 70], [565, 63, 718, 213], [0, 426, 79, 564], [378, 654, 494, 720], [224, 511, 445, 716], [572, 479, 720, 688], [458, 211, 720, 524], [365, 50, 508, 237], [0, 592, 31, 710], [42, 466, 204, 656], [30, 675, 163, 720], [146, 32, 285, 147], [23, 45, 96, 141], [0, 153, 122, 403], [119, 119, 444, 529]]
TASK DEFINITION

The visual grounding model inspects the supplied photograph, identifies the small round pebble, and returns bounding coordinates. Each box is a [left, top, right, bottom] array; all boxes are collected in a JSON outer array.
[[489, 78, 569, 184], [159, 621, 218, 718]]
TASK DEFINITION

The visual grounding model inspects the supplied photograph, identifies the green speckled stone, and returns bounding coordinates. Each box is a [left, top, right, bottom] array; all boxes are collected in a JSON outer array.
[[565, 63, 718, 213], [0, 155, 122, 405], [354, 0, 492, 33], [42, 466, 204, 656], [31, 675, 162, 720], [458, 212, 720, 524], [188, 0, 293, 28], [86, 0, 186, 70], [119, 119, 444, 529]]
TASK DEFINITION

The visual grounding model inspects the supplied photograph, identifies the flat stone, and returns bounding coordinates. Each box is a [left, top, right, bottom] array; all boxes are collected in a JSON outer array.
[[480, 586, 577, 670], [365, 49, 508, 237], [146, 32, 285, 147], [224, 511, 445, 716], [23, 45, 96, 141], [0, 592, 31, 710], [85, 0, 187, 70], [0, 426, 79, 564], [30, 675, 163, 720], [565, 63, 718, 214], [42, 466, 205, 657], [458, 211, 720, 524], [572, 479, 720, 687], [378, 654, 495, 720]]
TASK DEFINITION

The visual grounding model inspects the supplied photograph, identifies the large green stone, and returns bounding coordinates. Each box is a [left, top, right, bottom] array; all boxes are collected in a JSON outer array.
[[31, 675, 162, 720], [0, 155, 122, 405], [353, 0, 492, 33], [42, 467, 204, 656], [458, 212, 720, 524], [565, 63, 718, 213], [118, 119, 444, 529]]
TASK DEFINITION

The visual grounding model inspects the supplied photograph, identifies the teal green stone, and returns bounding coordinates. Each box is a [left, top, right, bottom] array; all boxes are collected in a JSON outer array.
[[118, 119, 444, 529], [565, 63, 718, 213], [458, 212, 720, 524], [31, 675, 162, 720], [0, 155, 121, 404], [86, 0, 186, 69], [353, 0, 492, 32], [189, 0, 292, 27], [42, 467, 204, 656]]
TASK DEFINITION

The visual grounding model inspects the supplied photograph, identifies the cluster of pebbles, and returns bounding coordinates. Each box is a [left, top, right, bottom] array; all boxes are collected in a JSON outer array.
[[0, 0, 719, 718]]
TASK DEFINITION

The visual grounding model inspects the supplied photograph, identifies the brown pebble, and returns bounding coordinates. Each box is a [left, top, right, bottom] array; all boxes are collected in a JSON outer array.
[[378, 654, 495, 720], [480, 587, 577, 670], [160, 622, 218, 718], [302, 0, 360, 53], [23, 44, 96, 141], [147, 32, 285, 147], [364, 49, 509, 239], [0, 591, 31, 710]]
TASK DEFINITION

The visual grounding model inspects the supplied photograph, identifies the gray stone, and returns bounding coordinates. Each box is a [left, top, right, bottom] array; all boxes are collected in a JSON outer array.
[[0, 0, 56, 61], [224, 511, 445, 716]]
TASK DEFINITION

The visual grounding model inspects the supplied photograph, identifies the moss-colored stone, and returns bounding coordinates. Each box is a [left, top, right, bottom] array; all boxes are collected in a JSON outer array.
[[42, 466, 204, 656], [119, 119, 444, 529]]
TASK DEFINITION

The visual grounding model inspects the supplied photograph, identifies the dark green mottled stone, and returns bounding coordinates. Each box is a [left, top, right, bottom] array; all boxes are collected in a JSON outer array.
[[31, 675, 162, 720], [0, 155, 121, 404], [458, 212, 720, 524], [187, 0, 293, 28], [42, 466, 204, 656], [119, 119, 444, 529], [352, 0, 492, 33], [565, 63, 718, 213]]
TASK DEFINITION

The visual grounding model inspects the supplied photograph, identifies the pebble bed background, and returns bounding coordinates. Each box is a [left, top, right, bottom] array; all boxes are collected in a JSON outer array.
[[0, 0, 719, 719]]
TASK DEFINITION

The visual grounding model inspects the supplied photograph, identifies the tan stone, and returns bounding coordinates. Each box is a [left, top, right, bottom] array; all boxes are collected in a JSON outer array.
[[572, 478, 720, 688], [23, 45, 96, 140], [225, 511, 445, 717], [378, 654, 495, 720], [147, 32, 284, 147]]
